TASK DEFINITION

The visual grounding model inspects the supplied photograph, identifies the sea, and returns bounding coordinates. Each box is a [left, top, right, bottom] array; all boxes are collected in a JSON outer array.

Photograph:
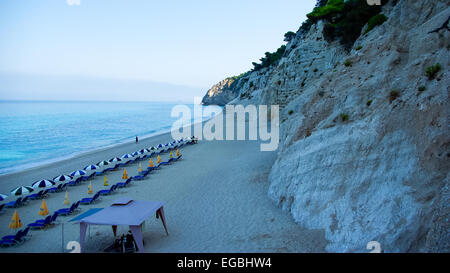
[[0, 100, 220, 175]]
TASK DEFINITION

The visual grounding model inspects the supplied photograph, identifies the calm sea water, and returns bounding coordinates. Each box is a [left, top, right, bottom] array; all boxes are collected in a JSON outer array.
[[0, 101, 217, 175]]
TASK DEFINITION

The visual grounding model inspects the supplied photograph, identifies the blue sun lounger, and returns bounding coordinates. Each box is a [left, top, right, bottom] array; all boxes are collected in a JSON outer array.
[[33, 212, 59, 226], [80, 192, 101, 205], [57, 201, 80, 216], [115, 177, 133, 188], [5, 197, 23, 208], [0, 227, 30, 247], [28, 190, 44, 200], [27, 215, 52, 229], [99, 184, 118, 195]]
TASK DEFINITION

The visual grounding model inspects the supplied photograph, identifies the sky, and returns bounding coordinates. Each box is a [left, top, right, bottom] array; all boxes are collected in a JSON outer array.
[[0, 0, 317, 102]]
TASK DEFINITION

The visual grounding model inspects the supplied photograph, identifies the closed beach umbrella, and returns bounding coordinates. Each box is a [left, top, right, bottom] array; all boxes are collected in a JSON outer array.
[[109, 157, 122, 163], [63, 191, 70, 205], [88, 182, 93, 194], [138, 163, 142, 172], [157, 155, 161, 164], [32, 179, 55, 188], [104, 175, 109, 186], [11, 186, 34, 196], [0, 194, 8, 201], [122, 169, 129, 179], [176, 149, 181, 157], [70, 170, 86, 177], [148, 159, 154, 167], [97, 160, 110, 167], [9, 211, 22, 230], [53, 175, 73, 182], [84, 164, 100, 171], [38, 199, 49, 216]]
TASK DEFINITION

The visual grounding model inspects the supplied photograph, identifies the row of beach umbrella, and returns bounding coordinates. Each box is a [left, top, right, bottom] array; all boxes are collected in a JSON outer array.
[[2, 140, 187, 199]]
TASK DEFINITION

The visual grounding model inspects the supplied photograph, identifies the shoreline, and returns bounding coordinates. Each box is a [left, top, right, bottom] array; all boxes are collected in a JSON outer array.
[[0, 117, 210, 179]]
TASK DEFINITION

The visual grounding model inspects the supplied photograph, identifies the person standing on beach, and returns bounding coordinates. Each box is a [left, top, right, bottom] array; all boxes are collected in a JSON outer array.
[[136, 136, 138, 144]]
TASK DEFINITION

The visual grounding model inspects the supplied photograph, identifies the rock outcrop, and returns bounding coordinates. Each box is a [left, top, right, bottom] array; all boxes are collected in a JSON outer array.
[[203, 0, 450, 252]]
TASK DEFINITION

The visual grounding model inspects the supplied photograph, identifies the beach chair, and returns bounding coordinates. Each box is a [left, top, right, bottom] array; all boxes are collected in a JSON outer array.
[[132, 174, 145, 180], [99, 184, 118, 196], [28, 190, 44, 200], [34, 211, 59, 226], [0, 204, 5, 213], [41, 189, 50, 198], [27, 215, 52, 229], [175, 155, 182, 161], [115, 178, 133, 188], [83, 173, 95, 181], [80, 192, 101, 205], [21, 195, 30, 205], [57, 201, 80, 216], [68, 177, 82, 186], [158, 160, 171, 167], [48, 184, 63, 193], [0, 227, 31, 247], [2, 228, 23, 241], [5, 197, 22, 208]]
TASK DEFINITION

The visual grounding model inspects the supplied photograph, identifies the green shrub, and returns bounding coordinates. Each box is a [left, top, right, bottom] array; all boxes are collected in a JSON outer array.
[[340, 113, 349, 122], [418, 86, 426, 92], [355, 45, 363, 50], [249, 82, 254, 88], [284, 31, 296, 42], [344, 60, 352, 67], [389, 90, 400, 103], [366, 99, 373, 106], [277, 80, 282, 85], [313, 68, 319, 72], [252, 45, 286, 71], [288, 110, 294, 115], [318, 91, 325, 97], [307, 0, 345, 21], [425, 63, 441, 80], [364, 14, 387, 34], [321, 0, 387, 47]]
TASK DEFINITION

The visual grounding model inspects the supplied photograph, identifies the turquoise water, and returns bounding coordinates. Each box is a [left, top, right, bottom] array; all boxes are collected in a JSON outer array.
[[0, 101, 215, 174]]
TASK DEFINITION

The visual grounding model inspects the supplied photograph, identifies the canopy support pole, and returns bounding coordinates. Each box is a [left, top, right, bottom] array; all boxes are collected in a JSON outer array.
[[130, 225, 144, 253]]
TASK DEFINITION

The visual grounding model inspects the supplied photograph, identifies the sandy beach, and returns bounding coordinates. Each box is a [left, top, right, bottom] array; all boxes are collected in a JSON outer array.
[[0, 121, 327, 253]]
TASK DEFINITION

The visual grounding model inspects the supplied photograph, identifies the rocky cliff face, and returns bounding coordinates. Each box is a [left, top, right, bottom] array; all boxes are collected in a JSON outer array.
[[203, 0, 449, 252]]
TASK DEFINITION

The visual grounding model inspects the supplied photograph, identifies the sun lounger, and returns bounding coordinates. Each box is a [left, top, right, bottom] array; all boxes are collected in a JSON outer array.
[[132, 175, 145, 180], [28, 190, 44, 200], [27, 215, 52, 229], [0, 204, 5, 213], [48, 184, 63, 193], [99, 184, 118, 195], [21, 196, 30, 204], [0, 227, 31, 247], [34, 212, 59, 226], [115, 178, 133, 188], [57, 201, 80, 216], [5, 197, 22, 208], [80, 192, 101, 205]]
